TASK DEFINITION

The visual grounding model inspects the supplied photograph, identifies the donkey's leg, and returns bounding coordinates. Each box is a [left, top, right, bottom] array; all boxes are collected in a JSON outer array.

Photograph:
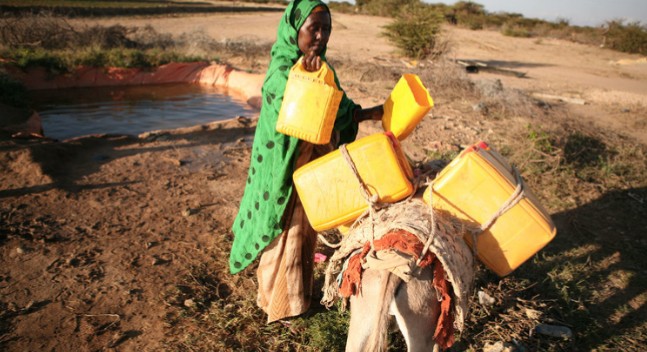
[[390, 266, 440, 352], [346, 269, 402, 352]]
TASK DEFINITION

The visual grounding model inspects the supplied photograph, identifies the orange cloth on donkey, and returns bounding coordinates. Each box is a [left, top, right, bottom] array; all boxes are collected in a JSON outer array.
[[338, 229, 455, 349]]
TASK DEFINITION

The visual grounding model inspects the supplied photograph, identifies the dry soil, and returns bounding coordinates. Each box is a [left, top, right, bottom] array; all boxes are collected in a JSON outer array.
[[1, 8, 646, 352]]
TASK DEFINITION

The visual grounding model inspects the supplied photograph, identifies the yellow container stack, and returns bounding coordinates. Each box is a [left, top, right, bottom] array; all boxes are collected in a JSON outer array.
[[276, 57, 342, 144], [293, 133, 414, 232], [423, 141, 556, 276], [382, 74, 434, 141]]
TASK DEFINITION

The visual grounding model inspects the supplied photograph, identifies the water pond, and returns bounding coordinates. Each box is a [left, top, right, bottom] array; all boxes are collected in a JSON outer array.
[[30, 83, 257, 140]]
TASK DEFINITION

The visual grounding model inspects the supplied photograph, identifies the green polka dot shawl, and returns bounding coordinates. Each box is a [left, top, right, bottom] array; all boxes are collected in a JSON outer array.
[[229, 0, 359, 274]]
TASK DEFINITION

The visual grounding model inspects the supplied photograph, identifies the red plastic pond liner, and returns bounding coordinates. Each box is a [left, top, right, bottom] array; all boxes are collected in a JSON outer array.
[[4, 62, 264, 104]]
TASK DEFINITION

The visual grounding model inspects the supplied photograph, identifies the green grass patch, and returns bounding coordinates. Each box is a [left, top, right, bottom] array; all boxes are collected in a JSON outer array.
[[1, 46, 204, 72], [425, 148, 459, 164], [520, 125, 646, 190], [2, 47, 68, 73], [506, 124, 646, 210], [292, 310, 350, 351]]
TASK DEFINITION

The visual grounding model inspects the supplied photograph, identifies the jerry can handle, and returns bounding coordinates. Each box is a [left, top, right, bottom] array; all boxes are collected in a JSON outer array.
[[295, 56, 334, 83]]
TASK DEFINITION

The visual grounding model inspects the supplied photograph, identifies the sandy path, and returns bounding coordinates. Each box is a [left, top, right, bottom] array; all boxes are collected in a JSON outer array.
[[78, 11, 647, 99], [71, 12, 395, 60], [447, 27, 647, 105]]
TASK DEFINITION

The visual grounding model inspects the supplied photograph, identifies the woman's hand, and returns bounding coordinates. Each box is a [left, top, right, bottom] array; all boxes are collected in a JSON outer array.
[[353, 105, 384, 123], [302, 50, 322, 72]]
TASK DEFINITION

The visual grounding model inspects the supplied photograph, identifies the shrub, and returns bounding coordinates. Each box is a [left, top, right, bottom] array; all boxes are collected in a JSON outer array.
[[327, 1, 356, 14], [2, 47, 68, 73], [0, 12, 75, 50], [360, 0, 415, 17], [0, 13, 167, 51], [501, 22, 533, 38], [555, 17, 570, 28], [0, 13, 220, 72], [604, 20, 647, 55], [0, 72, 28, 108], [77, 24, 137, 49], [452, 1, 485, 17], [382, 2, 444, 59]]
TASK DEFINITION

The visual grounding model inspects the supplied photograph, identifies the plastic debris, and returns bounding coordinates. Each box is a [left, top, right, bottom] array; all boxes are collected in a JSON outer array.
[[314, 252, 327, 263], [535, 323, 573, 339], [478, 290, 496, 306]]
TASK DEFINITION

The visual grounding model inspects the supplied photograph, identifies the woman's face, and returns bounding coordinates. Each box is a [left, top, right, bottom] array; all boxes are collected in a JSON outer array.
[[297, 10, 331, 56]]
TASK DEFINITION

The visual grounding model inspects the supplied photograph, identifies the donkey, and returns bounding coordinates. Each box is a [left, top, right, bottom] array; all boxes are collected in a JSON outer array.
[[320, 200, 473, 352], [345, 265, 441, 352]]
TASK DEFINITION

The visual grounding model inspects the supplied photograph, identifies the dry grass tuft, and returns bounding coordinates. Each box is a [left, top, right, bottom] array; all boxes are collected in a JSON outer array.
[[0, 12, 273, 72], [417, 59, 476, 100], [0, 11, 74, 49]]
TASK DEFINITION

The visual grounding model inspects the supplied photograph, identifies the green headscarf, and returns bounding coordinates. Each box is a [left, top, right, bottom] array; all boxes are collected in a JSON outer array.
[[229, 0, 360, 274]]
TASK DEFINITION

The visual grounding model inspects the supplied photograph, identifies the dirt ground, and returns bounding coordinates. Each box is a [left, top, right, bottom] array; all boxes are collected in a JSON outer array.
[[1, 7, 646, 352]]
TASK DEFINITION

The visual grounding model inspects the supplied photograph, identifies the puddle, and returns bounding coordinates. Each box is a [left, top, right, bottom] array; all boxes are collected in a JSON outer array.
[[29, 83, 257, 140]]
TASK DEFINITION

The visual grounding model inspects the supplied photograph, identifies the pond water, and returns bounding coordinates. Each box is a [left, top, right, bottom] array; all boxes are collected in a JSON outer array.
[[30, 83, 257, 140]]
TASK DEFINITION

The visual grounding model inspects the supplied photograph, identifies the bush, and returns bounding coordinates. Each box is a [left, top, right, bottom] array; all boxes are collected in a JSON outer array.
[[452, 1, 485, 17], [2, 47, 69, 73], [0, 12, 75, 50], [360, 0, 415, 17], [0, 13, 220, 72], [327, 1, 356, 14], [501, 22, 533, 38], [382, 2, 444, 59], [0, 14, 165, 51], [0, 72, 29, 108], [462, 15, 485, 30], [605, 20, 647, 55]]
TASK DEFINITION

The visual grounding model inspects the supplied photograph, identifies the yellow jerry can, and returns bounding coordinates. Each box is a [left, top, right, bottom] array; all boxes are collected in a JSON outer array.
[[423, 141, 556, 276], [276, 57, 343, 145], [382, 74, 434, 141], [336, 221, 354, 236], [294, 132, 414, 232]]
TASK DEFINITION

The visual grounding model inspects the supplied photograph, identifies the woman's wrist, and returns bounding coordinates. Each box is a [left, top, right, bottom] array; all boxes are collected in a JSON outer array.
[[352, 107, 360, 124], [370, 105, 384, 121], [353, 105, 384, 124]]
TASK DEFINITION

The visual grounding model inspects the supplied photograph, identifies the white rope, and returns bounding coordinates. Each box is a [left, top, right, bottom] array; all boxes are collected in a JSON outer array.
[[317, 233, 342, 249], [339, 144, 379, 255], [417, 179, 437, 267], [338, 144, 381, 206], [417, 165, 526, 267], [337, 141, 426, 270]]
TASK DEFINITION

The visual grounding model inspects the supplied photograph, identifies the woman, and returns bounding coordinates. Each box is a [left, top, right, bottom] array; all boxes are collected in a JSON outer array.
[[229, 0, 383, 323]]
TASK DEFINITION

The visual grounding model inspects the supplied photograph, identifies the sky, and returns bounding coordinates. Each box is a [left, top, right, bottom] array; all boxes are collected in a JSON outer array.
[[429, 0, 647, 27]]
